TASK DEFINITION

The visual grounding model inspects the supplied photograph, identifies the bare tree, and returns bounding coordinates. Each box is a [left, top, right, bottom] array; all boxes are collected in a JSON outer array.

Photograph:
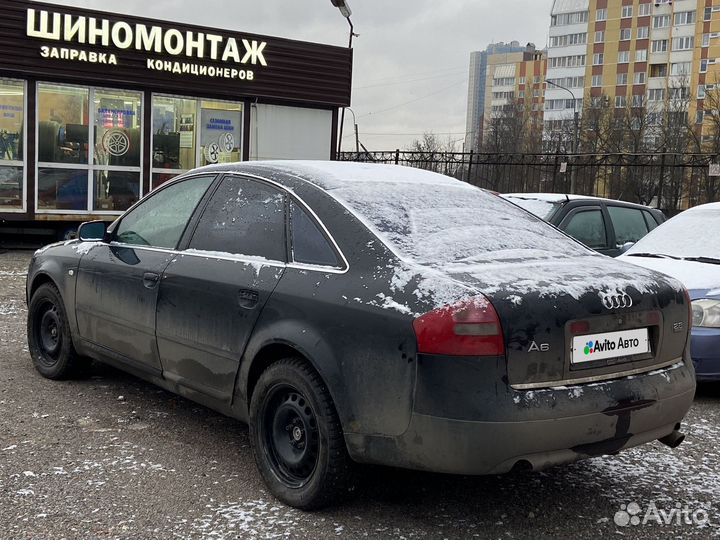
[[696, 78, 720, 204], [405, 132, 464, 178]]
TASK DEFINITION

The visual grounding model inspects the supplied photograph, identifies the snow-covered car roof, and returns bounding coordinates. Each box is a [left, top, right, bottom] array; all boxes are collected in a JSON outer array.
[[258, 161, 465, 190]]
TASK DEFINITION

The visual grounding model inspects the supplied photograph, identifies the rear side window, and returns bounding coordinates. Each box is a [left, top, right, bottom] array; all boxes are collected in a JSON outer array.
[[563, 209, 607, 249], [607, 206, 649, 244], [115, 175, 215, 248], [188, 176, 286, 261], [290, 201, 339, 267]]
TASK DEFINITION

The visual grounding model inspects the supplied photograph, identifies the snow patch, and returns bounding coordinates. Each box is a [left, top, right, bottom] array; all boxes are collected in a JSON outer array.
[[189, 498, 302, 539], [71, 241, 103, 255], [183, 249, 277, 277]]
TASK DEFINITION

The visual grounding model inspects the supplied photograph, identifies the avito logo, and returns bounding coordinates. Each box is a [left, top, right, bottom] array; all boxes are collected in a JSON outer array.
[[584, 336, 641, 356]]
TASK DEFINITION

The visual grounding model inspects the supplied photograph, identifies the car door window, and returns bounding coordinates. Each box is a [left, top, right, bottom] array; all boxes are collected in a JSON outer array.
[[290, 201, 340, 267], [188, 176, 286, 261], [563, 209, 607, 249], [115, 175, 215, 248], [607, 206, 649, 245], [643, 210, 660, 231]]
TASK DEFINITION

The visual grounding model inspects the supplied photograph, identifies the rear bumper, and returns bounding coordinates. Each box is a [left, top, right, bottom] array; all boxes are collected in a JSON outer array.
[[345, 356, 696, 474], [691, 328, 720, 382]]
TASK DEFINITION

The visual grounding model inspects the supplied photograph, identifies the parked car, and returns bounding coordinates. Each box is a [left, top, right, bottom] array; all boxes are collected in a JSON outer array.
[[503, 193, 665, 257], [620, 203, 720, 382], [27, 162, 695, 509]]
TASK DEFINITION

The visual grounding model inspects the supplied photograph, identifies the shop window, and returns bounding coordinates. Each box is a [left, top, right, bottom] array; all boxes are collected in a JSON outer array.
[[152, 96, 197, 175], [198, 100, 242, 167], [37, 83, 143, 213], [37, 168, 88, 211], [0, 79, 25, 211], [151, 95, 243, 189], [92, 89, 142, 211], [93, 171, 140, 211], [94, 89, 142, 168], [38, 84, 89, 165]]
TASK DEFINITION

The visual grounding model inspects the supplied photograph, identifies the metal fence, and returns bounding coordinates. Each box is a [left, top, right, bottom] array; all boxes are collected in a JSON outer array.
[[338, 150, 720, 211]]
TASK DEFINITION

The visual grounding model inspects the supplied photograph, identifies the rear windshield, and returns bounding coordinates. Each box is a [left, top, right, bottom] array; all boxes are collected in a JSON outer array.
[[504, 196, 562, 220], [329, 182, 592, 266]]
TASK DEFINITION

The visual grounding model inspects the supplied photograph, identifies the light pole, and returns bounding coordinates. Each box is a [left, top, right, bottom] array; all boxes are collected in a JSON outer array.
[[346, 107, 359, 154], [331, 0, 357, 47], [545, 79, 579, 193], [331, 0, 358, 157]]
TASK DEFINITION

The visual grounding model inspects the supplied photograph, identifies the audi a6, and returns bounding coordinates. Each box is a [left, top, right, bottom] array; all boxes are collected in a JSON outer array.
[[26, 161, 696, 509]]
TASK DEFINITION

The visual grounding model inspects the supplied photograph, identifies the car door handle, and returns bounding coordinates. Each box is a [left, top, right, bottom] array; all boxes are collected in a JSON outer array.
[[238, 288, 260, 309], [143, 272, 160, 289]]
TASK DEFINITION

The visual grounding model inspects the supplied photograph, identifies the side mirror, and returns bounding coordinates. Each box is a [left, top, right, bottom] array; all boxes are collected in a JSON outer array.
[[77, 220, 108, 242], [619, 241, 635, 254]]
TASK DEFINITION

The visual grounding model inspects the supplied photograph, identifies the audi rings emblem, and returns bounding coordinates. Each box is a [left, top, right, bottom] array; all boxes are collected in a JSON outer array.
[[599, 291, 633, 309]]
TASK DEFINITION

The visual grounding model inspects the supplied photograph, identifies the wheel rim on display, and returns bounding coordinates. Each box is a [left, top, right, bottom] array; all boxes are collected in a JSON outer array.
[[262, 384, 320, 488]]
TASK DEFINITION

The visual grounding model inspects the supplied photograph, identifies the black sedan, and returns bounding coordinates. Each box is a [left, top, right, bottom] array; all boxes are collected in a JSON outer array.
[[502, 193, 666, 257], [26, 161, 695, 509]]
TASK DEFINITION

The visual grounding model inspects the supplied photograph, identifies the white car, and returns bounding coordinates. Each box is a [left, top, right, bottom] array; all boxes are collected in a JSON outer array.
[[619, 203, 720, 381]]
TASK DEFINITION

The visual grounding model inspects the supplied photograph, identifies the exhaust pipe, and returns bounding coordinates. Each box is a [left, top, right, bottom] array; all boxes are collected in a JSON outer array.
[[659, 429, 686, 449]]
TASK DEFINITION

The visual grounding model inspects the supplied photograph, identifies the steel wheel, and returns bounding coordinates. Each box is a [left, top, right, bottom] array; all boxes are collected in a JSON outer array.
[[262, 384, 320, 487], [249, 358, 355, 509], [35, 300, 63, 366], [27, 283, 87, 380]]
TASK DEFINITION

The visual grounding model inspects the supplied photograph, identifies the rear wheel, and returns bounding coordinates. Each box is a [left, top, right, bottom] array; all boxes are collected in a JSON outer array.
[[27, 283, 86, 379], [249, 358, 354, 509]]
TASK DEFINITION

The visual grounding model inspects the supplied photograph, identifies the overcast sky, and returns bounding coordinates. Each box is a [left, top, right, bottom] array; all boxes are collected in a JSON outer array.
[[44, 0, 554, 151]]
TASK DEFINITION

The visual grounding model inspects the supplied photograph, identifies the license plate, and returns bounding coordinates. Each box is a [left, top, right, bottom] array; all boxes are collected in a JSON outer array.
[[571, 328, 650, 364]]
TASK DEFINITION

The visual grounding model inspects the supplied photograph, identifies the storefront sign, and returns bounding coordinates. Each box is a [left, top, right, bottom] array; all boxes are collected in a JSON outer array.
[[28, 7, 267, 81], [2, 0, 352, 108], [28, 9, 267, 64]]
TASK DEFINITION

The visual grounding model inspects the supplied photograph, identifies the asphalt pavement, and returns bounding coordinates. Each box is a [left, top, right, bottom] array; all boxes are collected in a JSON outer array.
[[2, 249, 719, 540]]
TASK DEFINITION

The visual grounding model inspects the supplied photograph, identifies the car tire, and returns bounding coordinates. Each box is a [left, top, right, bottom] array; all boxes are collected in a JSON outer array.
[[249, 358, 355, 510], [27, 283, 86, 380]]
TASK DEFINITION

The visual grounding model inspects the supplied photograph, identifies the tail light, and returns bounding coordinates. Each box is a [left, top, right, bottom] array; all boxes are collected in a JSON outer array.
[[413, 296, 505, 356]]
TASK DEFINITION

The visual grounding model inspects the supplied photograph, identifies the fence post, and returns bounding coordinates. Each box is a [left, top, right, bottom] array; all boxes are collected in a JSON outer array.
[[658, 149, 667, 210], [395, 149, 400, 165], [467, 150, 474, 183]]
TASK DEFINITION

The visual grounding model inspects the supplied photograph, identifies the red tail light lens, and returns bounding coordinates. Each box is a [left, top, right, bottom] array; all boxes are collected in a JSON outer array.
[[413, 296, 505, 356], [569, 320, 590, 335]]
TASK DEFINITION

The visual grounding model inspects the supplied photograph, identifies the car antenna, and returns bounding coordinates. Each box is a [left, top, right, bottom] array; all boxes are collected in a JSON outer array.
[[565, 194, 570, 202]]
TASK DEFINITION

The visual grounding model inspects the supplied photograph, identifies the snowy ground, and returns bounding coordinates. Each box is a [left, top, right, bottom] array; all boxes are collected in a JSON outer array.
[[1, 249, 719, 540]]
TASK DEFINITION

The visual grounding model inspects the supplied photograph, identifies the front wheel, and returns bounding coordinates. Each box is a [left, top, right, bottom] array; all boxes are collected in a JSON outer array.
[[27, 283, 85, 379], [249, 358, 355, 510]]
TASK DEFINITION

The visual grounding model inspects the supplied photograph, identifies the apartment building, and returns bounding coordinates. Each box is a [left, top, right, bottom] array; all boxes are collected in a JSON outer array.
[[545, 0, 717, 144], [516, 50, 548, 122], [464, 42, 543, 151]]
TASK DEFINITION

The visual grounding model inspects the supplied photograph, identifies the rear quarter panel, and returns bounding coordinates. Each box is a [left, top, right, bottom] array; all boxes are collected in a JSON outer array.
[[237, 176, 420, 437]]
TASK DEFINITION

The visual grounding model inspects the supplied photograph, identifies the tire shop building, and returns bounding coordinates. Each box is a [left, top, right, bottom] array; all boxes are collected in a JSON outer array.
[[0, 0, 352, 240]]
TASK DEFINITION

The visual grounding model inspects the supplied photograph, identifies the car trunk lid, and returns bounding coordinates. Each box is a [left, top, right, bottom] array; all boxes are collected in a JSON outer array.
[[443, 254, 689, 388]]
